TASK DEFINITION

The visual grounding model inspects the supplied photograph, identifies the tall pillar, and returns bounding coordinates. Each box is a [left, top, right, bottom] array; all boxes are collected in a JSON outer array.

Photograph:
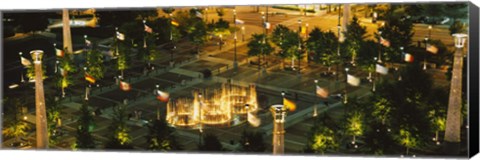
[[270, 104, 287, 154], [444, 33, 467, 154], [62, 9, 73, 54], [31, 50, 48, 149]]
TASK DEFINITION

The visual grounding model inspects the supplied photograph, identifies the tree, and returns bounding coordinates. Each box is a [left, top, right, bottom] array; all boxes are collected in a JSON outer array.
[[247, 33, 273, 69], [145, 119, 182, 151], [1, 98, 31, 145], [105, 105, 133, 149], [46, 96, 63, 147], [304, 125, 338, 154], [73, 101, 96, 150], [307, 28, 339, 72], [397, 127, 419, 155], [378, 10, 414, 63], [345, 111, 364, 144], [115, 40, 131, 78], [343, 16, 367, 65], [375, 63, 436, 150], [426, 87, 449, 143], [271, 25, 294, 69], [239, 130, 266, 152], [57, 52, 77, 97], [198, 134, 224, 152], [179, 9, 208, 54], [85, 45, 105, 80]]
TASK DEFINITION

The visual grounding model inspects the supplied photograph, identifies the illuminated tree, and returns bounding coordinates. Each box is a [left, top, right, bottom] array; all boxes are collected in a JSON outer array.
[[343, 16, 367, 65], [346, 111, 364, 144], [85, 45, 105, 80], [105, 105, 132, 149], [397, 127, 418, 155], [305, 125, 338, 154], [46, 96, 63, 147], [1, 98, 31, 145]]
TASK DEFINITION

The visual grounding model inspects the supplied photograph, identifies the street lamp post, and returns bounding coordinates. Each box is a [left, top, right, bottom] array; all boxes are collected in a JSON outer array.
[[198, 93, 203, 145], [335, 24, 341, 91], [84, 67, 89, 101], [428, 25, 432, 39], [313, 79, 318, 117], [444, 33, 467, 154], [372, 57, 377, 92], [424, 36, 429, 70], [156, 84, 160, 120], [19, 52, 25, 83], [399, 46, 404, 81], [344, 67, 349, 104], [55, 60, 59, 74], [262, 13, 266, 35], [241, 26, 245, 42], [305, 23, 309, 39], [30, 50, 48, 149], [233, 9, 238, 72], [378, 31, 383, 63]]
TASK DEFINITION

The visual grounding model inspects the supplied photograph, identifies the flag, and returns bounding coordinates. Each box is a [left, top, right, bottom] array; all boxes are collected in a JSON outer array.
[[85, 73, 96, 84], [195, 11, 203, 18], [283, 98, 296, 112], [55, 48, 64, 57], [316, 85, 329, 98], [171, 20, 179, 27], [404, 53, 414, 62], [119, 81, 131, 91], [264, 22, 271, 29], [235, 19, 245, 24], [20, 57, 32, 67], [347, 74, 361, 86], [144, 24, 153, 33], [247, 112, 261, 127], [375, 64, 388, 75], [380, 37, 390, 47], [116, 32, 125, 41], [426, 44, 438, 54], [85, 39, 92, 46], [156, 90, 170, 102], [301, 26, 307, 35], [59, 67, 67, 77]]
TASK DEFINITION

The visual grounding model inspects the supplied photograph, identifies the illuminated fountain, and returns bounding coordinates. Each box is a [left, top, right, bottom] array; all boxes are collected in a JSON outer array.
[[166, 83, 258, 128]]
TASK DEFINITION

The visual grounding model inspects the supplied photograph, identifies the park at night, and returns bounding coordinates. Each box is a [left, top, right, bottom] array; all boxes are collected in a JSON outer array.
[[1, 3, 473, 158]]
